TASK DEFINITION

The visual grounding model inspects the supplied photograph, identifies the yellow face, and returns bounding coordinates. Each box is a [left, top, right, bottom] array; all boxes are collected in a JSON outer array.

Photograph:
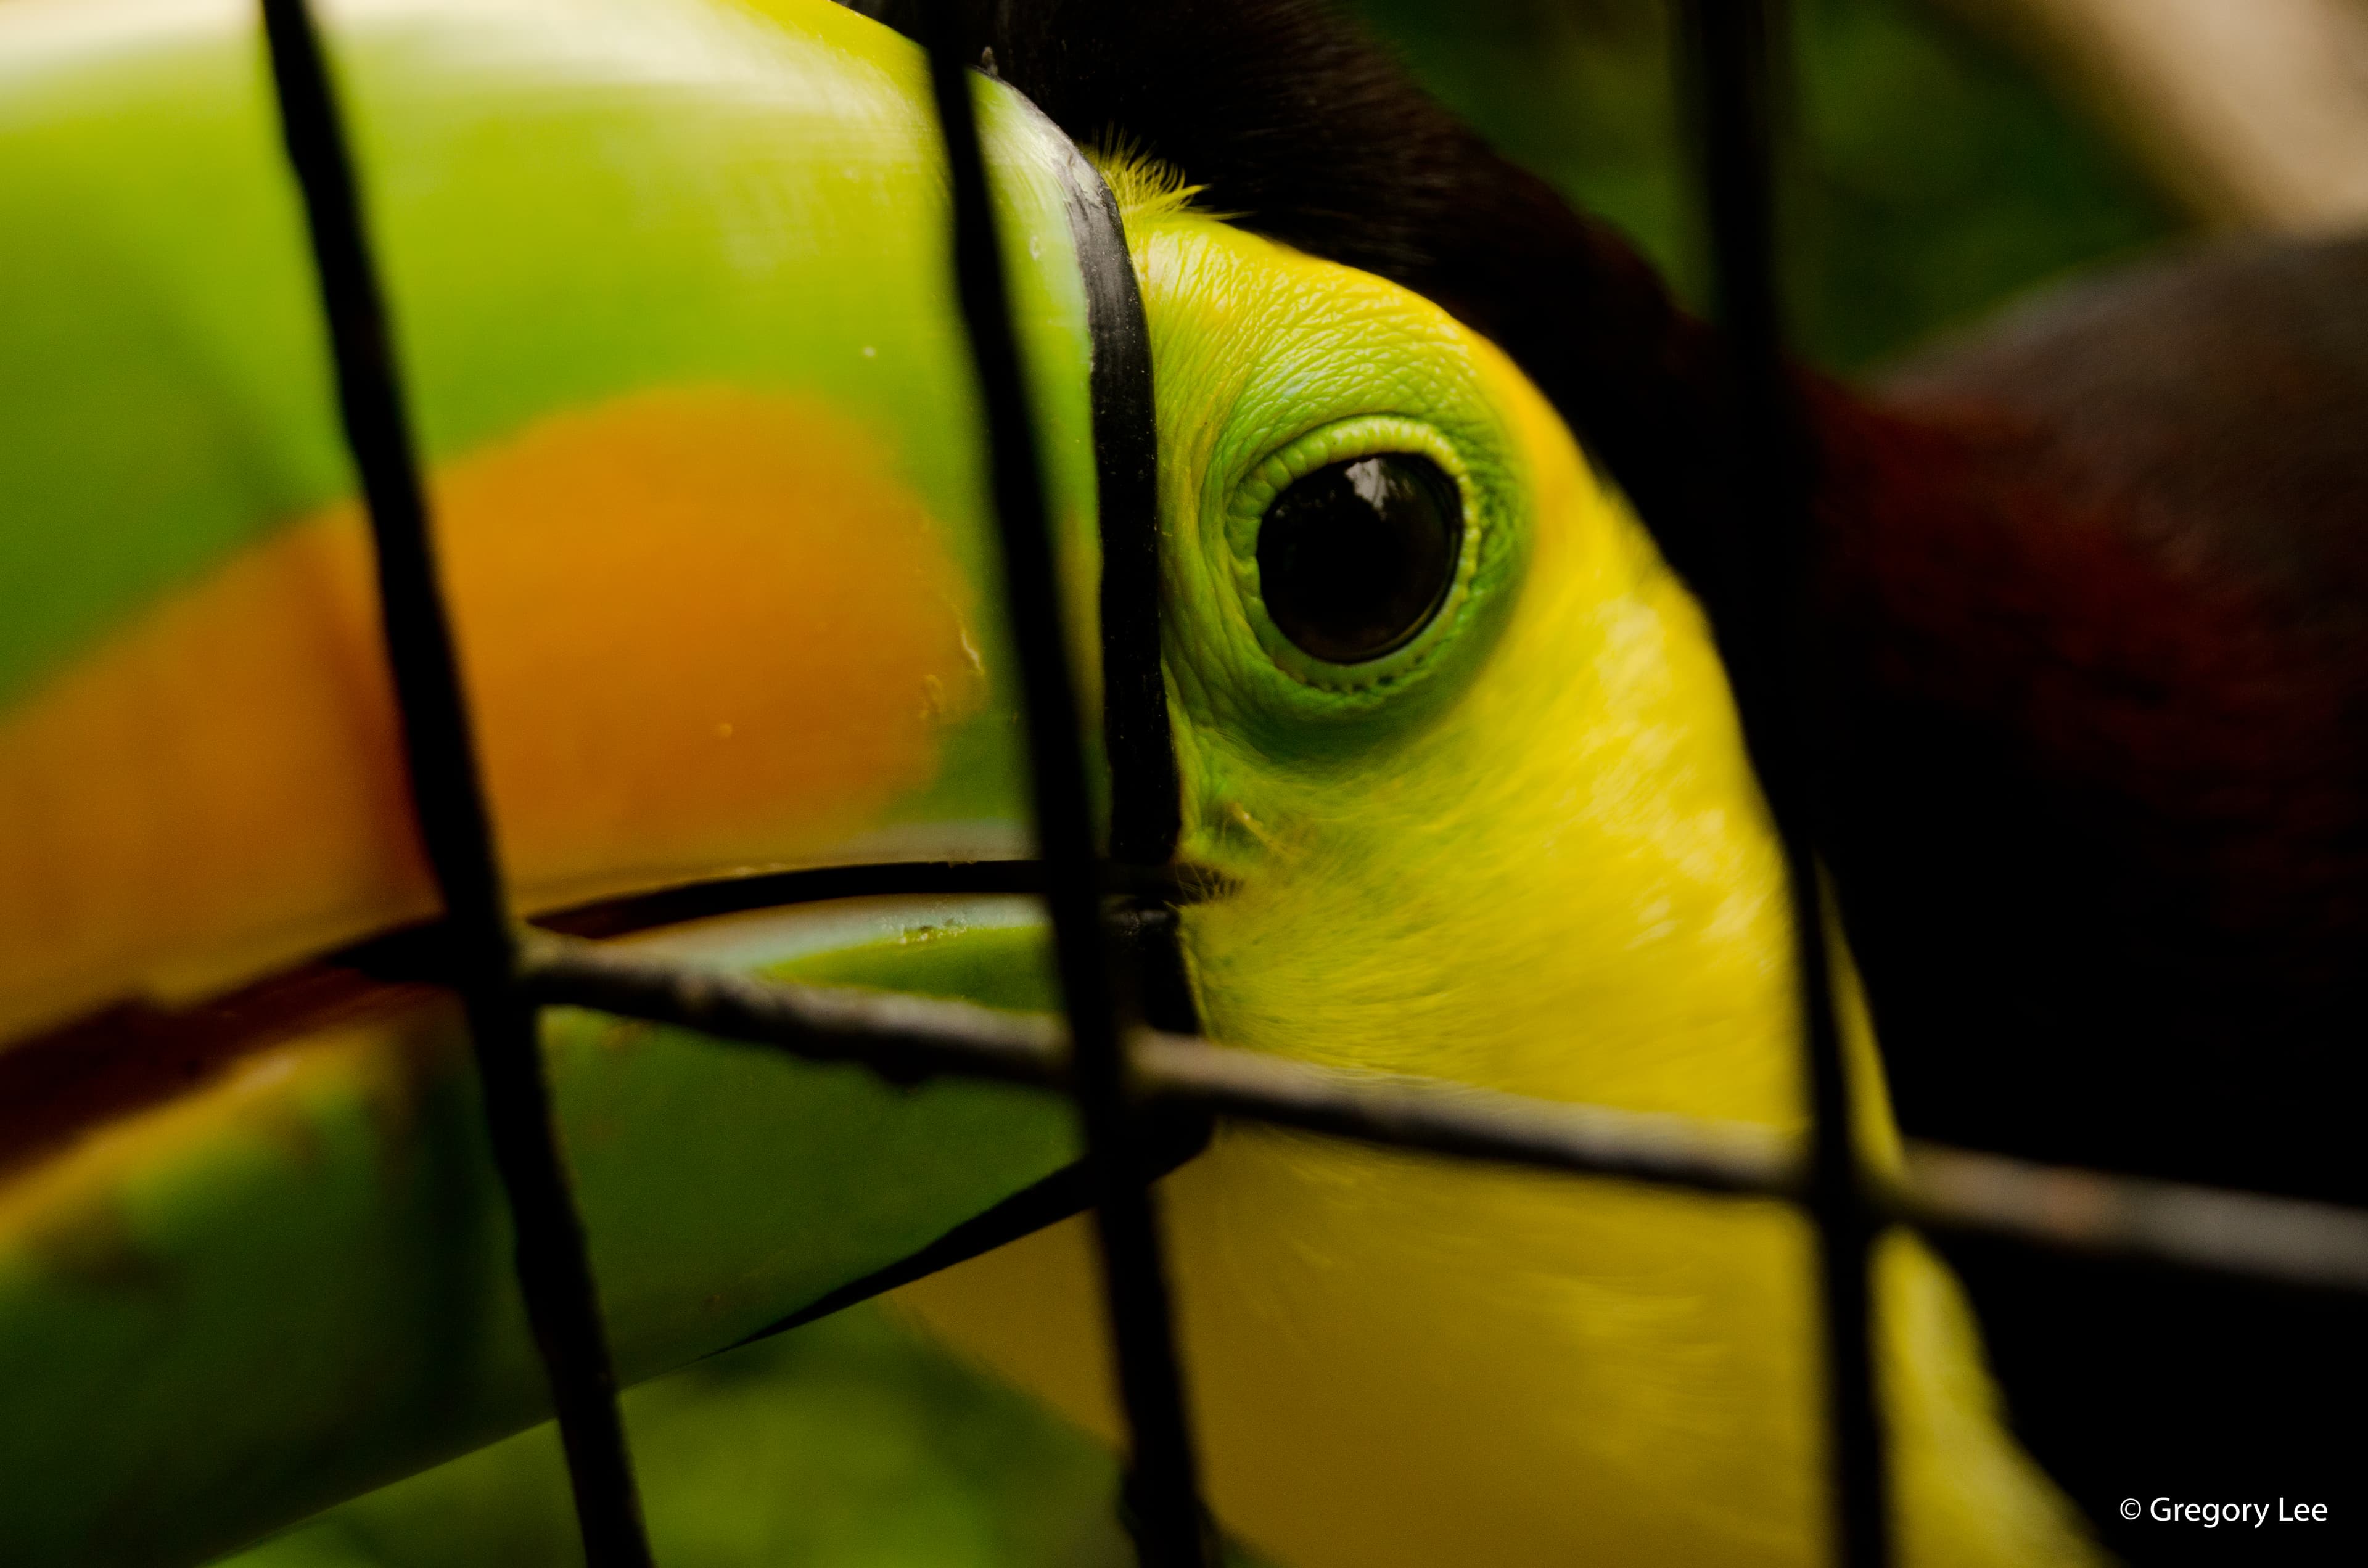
[[897, 210, 2099, 1568], [1135, 211, 1799, 1122]]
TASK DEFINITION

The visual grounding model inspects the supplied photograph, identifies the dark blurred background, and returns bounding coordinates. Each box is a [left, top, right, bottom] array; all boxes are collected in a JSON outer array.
[[220, 0, 2194, 1563]]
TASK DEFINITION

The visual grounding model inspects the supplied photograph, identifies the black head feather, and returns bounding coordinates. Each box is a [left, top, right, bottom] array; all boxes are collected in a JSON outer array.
[[847, 0, 1738, 596]]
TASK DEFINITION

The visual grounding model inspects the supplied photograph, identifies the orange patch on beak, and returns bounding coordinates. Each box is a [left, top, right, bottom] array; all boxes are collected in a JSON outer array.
[[0, 388, 987, 1041]]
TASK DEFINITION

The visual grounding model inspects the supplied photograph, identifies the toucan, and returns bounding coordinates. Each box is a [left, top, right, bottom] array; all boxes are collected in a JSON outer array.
[[0, 1, 2359, 1565]]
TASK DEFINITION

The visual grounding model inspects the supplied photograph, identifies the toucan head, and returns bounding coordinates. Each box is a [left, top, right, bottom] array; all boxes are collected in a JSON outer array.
[[0, 2, 2094, 1565]]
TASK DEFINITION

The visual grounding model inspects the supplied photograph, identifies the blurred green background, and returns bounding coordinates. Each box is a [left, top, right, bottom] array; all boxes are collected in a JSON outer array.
[[216, 1, 2178, 1564], [1354, 0, 2175, 368]]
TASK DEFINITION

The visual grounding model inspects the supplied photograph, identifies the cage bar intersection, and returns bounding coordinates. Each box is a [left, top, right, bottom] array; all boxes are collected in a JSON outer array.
[[252, 3, 2368, 1567]]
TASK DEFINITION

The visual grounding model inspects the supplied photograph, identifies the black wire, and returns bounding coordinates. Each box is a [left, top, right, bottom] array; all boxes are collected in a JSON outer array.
[[1675, 2, 1891, 1565], [516, 932, 2368, 1295], [254, 6, 653, 1564], [913, 7, 1213, 1565]]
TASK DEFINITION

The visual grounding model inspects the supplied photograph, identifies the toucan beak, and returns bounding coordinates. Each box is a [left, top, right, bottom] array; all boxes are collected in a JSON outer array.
[[0, 3, 1169, 1562]]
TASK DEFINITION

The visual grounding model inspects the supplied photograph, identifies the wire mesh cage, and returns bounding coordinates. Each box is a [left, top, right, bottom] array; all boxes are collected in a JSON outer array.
[[17, 1, 2366, 1565]]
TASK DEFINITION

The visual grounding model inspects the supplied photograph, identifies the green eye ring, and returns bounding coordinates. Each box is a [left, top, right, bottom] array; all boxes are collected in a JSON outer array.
[[1225, 416, 1484, 696]]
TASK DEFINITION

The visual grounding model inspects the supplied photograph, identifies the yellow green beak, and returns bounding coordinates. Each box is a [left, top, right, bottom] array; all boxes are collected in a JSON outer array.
[[0, 1, 1156, 1561]]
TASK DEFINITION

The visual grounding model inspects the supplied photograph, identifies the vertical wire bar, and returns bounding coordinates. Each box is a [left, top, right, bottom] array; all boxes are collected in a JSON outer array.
[[913, 9, 1212, 1566], [257, 6, 654, 1564], [1674, 3, 1891, 1565]]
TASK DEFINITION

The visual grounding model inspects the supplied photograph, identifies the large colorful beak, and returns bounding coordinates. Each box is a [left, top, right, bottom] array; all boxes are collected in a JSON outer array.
[[0, 2, 1163, 1562]]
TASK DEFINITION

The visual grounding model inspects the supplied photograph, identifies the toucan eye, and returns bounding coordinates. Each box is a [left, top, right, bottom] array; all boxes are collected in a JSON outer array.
[[1256, 452, 1464, 664]]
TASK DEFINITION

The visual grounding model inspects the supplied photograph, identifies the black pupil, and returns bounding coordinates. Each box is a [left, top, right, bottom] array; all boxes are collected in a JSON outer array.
[[1256, 453, 1463, 664]]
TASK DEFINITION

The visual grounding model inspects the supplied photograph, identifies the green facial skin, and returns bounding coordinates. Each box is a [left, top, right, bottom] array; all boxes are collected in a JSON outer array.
[[1138, 218, 1531, 768], [0, 1, 1109, 1562]]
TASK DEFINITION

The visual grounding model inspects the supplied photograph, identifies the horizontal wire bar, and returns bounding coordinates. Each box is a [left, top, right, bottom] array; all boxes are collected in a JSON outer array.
[[521, 932, 1066, 1090], [517, 934, 2368, 1294], [1899, 1143, 2368, 1294], [1128, 1033, 1790, 1198]]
